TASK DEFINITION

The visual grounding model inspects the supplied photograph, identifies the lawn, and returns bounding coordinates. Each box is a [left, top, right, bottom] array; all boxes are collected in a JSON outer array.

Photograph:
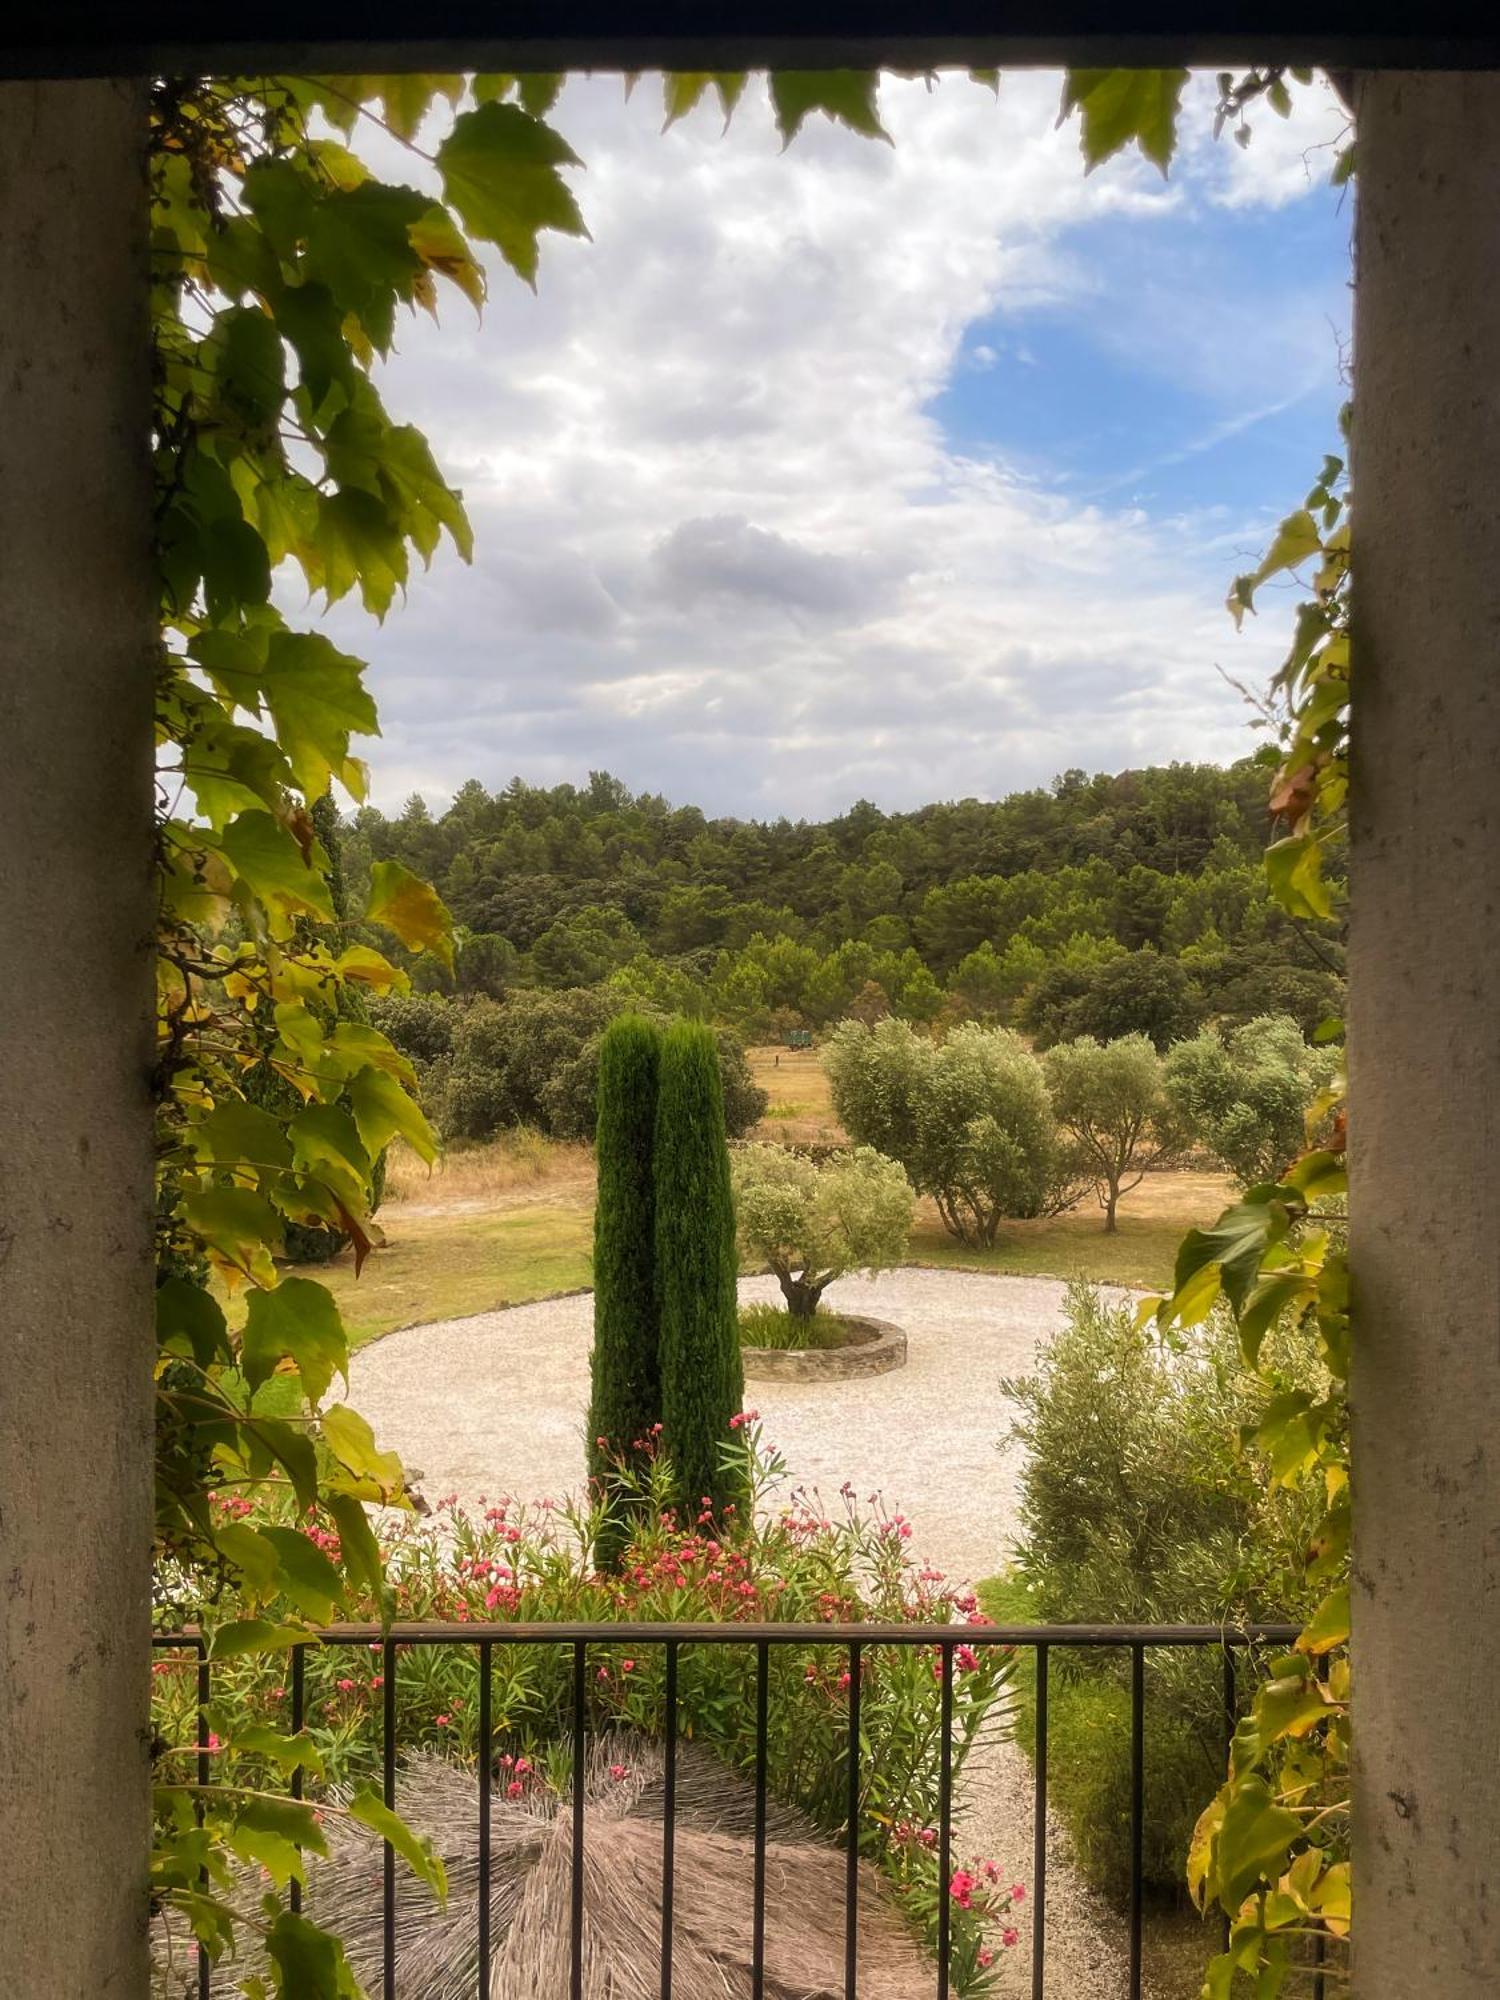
[[286, 1157, 1226, 1364], [318, 1202, 595, 1350]]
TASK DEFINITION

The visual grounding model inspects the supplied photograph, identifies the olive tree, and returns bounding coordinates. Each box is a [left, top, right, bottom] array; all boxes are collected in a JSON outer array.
[[1163, 1013, 1339, 1188], [1044, 1033, 1181, 1232], [732, 1143, 915, 1320], [825, 1018, 1074, 1248]]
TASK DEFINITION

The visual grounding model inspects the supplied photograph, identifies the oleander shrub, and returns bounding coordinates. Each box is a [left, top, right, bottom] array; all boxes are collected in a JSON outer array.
[[153, 1429, 1020, 1990]]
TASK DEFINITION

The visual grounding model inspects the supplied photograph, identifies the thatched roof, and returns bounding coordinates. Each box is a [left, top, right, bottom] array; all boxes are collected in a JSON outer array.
[[169, 1736, 934, 1999]]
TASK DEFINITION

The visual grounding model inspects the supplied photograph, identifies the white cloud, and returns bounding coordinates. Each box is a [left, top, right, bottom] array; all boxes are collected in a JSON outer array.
[[313, 70, 1346, 818]]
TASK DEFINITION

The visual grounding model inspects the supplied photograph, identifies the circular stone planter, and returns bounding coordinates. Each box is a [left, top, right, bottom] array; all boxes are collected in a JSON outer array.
[[741, 1314, 907, 1382]]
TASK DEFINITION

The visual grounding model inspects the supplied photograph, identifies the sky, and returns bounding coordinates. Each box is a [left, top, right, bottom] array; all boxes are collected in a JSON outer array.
[[318, 70, 1353, 821]]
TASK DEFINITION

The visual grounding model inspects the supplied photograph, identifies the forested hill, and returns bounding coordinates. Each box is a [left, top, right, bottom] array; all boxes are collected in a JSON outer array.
[[340, 761, 1343, 1035]]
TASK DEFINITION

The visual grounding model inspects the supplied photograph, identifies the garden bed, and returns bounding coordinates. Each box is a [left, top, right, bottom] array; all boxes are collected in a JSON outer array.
[[741, 1313, 907, 1381]]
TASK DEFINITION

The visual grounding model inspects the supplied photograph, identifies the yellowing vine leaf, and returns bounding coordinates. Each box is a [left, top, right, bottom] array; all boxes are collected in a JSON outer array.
[[365, 859, 455, 965]]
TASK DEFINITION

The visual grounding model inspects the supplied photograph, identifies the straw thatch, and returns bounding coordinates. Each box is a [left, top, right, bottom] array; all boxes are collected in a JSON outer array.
[[169, 1735, 934, 1999]]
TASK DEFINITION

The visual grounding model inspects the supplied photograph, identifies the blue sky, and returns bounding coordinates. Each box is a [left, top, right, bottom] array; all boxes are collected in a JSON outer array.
[[328, 70, 1354, 819], [934, 193, 1349, 520]]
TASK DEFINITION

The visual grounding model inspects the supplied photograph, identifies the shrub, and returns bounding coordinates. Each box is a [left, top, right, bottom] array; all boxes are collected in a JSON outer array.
[[368, 991, 457, 1070], [655, 1020, 745, 1518], [825, 1019, 1074, 1247], [1163, 1013, 1339, 1188], [159, 1433, 1018, 1991], [731, 1143, 914, 1319], [737, 1301, 845, 1349], [1021, 948, 1206, 1052], [1043, 1033, 1180, 1231], [434, 987, 620, 1140], [545, 1023, 766, 1143], [982, 1578, 1214, 1905], [588, 1017, 663, 1562], [998, 1284, 1323, 1899]]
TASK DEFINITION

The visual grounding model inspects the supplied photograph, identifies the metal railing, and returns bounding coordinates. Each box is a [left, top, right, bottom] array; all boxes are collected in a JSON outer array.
[[155, 1619, 1303, 2000]]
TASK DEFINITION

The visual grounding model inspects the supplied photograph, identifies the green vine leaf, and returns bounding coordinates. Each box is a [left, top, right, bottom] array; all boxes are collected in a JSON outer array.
[[770, 71, 890, 146], [348, 1789, 449, 1900], [241, 1277, 351, 1406], [437, 101, 589, 287], [1059, 69, 1190, 174]]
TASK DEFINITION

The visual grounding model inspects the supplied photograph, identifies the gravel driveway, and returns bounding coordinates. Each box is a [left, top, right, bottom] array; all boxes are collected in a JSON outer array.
[[349, 1267, 1088, 1584], [349, 1267, 1194, 1998]]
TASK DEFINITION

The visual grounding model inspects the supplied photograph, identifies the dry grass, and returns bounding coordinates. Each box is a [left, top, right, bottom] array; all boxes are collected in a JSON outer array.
[[383, 1131, 595, 1211], [746, 1044, 846, 1145]]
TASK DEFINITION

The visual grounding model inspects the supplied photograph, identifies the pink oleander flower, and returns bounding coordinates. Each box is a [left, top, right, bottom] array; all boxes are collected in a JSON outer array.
[[336, 1678, 356, 1693], [506, 1780, 524, 1799], [434, 1713, 451, 1728], [978, 1950, 994, 1970], [1011, 1884, 1025, 1901], [608, 1764, 629, 1783], [949, 1870, 976, 1909], [621, 1659, 635, 1673], [1002, 1928, 1019, 1947]]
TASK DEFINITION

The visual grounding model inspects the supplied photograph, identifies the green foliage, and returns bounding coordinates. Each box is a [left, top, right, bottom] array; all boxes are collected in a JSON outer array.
[[826, 1019, 1074, 1247], [1044, 1033, 1180, 1230], [1164, 1015, 1337, 1190], [999, 1287, 1321, 1900], [732, 1142, 914, 1316], [345, 758, 1336, 1039], [428, 986, 619, 1138], [654, 1021, 745, 1518], [1023, 947, 1207, 1052], [587, 1017, 663, 1562], [737, 1300, 846, 1349]]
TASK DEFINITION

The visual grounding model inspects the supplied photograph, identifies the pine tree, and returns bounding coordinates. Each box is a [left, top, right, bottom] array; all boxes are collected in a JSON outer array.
[[655, 1019, 745, 1520], [587, 1016, 663, 1563]]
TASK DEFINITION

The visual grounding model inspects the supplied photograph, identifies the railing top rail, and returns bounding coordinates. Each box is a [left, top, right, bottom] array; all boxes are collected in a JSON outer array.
[[153, 1618, 1302, 1648]]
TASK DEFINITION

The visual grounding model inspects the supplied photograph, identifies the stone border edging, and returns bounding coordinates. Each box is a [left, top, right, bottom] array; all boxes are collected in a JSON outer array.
[[741, 1314, 907, 1381]]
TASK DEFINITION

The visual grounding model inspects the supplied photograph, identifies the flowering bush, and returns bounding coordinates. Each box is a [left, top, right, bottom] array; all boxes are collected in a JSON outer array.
[[155, 1425, 1020, 1988]]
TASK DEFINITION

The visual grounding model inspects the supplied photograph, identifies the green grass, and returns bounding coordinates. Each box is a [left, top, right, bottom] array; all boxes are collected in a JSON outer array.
[[907, 1212, 1188, 1292], [322, 1204, 595, 1349]]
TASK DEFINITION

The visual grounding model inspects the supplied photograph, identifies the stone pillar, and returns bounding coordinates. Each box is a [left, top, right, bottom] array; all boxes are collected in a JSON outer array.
[[1349, 73, 1500, 1999], [0, 82, 156, 1994]]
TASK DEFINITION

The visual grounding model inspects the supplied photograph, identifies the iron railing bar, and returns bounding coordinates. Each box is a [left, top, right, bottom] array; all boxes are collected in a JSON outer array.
[[1129, 1644, 1144, 2000], [752, 1638, 769, 2000], [478, 1637, 492, 1998], [197, 1644, 211, 2000], [661, 1639, 678, 2000], [384, 1635, 397, 2000], [290, 1644, 306, 1918], [571, 1639, 586, 2000], [845, 1638, 862, 2000], [937, 1639, 954, 2000], [154, 1619, 1302, 1649], [1032, 1642, 1048, 2000]]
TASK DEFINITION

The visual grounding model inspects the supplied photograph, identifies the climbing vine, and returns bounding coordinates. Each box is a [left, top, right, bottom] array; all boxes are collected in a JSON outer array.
[[147, 62, 1353, 1995], [1148, 448, 1353, 1997]]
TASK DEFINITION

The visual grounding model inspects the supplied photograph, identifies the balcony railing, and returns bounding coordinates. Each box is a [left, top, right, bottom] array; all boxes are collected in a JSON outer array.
[[155, 1619, 1304, 2000]]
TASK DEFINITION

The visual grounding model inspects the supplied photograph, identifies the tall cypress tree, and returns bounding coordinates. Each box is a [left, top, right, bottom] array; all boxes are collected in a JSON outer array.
[[655, 1018, 745, 1521], [587, 1016, 663, 1561]]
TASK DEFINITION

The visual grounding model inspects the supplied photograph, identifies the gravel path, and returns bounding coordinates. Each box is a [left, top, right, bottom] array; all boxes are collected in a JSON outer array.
[[349, 1268, 1188, 1998]]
